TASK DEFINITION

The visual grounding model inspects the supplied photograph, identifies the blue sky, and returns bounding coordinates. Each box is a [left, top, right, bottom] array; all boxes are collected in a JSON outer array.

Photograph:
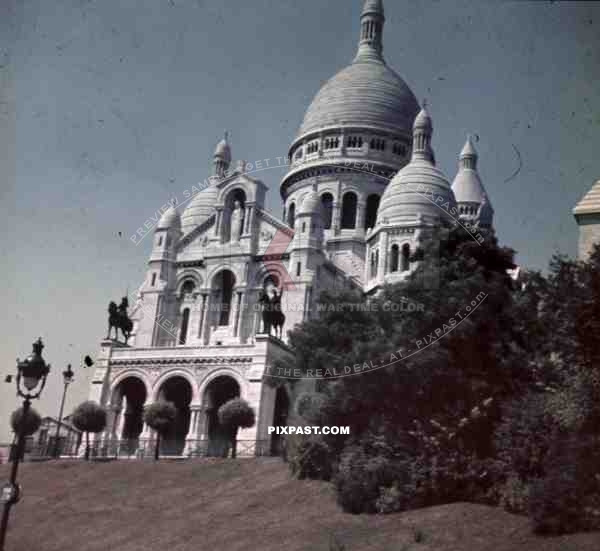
[[1, 0, 599, 442]]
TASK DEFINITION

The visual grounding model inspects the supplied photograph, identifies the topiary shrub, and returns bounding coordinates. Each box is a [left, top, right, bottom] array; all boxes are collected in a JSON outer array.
[[71, 401, 107, 460], [10, 406, 42, 437], [144, 401, 177, 461], [217, 398, 255, 458]]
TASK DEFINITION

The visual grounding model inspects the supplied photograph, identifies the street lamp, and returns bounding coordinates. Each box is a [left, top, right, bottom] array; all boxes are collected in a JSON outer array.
[[53, 364, 74, 458], [0, 338, 50, 551]]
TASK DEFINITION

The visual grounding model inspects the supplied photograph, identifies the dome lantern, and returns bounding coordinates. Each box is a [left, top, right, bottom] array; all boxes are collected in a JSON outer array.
[[213, 131, 231, 178], [354, 0, 386, 64]]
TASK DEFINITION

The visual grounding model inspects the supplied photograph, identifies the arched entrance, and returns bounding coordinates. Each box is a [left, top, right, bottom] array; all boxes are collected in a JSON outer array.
[[113, 377, 147, 444], [203, 375, 240, 456], [157, 376, 193, 455], [270, 386, 290, 456]]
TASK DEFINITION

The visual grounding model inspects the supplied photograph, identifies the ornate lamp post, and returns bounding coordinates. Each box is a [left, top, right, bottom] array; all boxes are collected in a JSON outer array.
[[53, 364, 74, 458], [0, 338, 50, 551]]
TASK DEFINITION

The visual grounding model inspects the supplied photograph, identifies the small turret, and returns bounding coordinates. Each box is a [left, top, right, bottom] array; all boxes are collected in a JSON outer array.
[[213, 132, 232, 178], [451, 136, 494, 228]]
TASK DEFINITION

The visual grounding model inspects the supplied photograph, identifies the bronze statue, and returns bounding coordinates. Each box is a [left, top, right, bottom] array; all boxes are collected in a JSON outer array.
[[258, 289, 285, 339], [107, 297, 133, 344]]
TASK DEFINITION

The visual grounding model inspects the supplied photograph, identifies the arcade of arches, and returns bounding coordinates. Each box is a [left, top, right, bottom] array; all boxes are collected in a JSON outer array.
[[108, 373, 292, 457]]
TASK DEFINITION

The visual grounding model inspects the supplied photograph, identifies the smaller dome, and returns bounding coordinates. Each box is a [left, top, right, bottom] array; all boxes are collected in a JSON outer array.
[[377, 106, 456, 226], [452, 170, 488, 204], [298, 190, 321, 215], [214, 136, 231, 163], [413, 106, 432, 131], [156, 204, 181, 231], [181, 183, 219, 234], [377, 160, 456, 226], [452, 137, 494, 227]]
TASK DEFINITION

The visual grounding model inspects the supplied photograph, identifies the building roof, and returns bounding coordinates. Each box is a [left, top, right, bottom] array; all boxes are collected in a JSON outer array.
[[214, 133, 231, 162], [451, 137, 493, 227], [181, 184, 219, 235], [377, 107, 456, 226], [297, 61, 419, 140], [156, 204, 181, 231], [573, 180, 600, 217], [294, 0, 418, 140]]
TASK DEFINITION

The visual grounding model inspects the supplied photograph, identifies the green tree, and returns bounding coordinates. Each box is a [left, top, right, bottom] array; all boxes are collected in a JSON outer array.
[[217, 398, 255, 458], [143, 401, 177, 461], [10, 406, 42, 437], [71, 401, 107, 460]]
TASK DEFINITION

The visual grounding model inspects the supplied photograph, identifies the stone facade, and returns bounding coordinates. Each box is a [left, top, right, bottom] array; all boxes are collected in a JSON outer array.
[[89, 0, 496, 456]]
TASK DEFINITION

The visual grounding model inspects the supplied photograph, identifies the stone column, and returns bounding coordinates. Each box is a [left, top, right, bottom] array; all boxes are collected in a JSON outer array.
[[214, 209, 223, 238], [116, 396, 127, 440], [377, 232, 388, 283], [184, 406, 201, 455], [356, 200, 366, 234], [244, 206, 254, 235], [233, 291, 243, 338], [197, 406, 210, 440], [332, 201, 341, 235], [198, 294, 208, 340]]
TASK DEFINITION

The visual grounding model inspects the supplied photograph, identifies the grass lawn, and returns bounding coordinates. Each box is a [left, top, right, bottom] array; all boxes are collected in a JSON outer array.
[[1, 458, 599, 551]]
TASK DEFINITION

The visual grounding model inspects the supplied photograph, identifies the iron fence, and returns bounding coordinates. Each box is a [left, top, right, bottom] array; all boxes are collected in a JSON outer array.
[[10, 438, 273, 461]]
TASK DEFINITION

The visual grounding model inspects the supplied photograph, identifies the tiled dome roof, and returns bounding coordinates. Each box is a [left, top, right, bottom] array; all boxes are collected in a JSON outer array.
[[181, 184, 218, 235], [297, 61, 419, 139]]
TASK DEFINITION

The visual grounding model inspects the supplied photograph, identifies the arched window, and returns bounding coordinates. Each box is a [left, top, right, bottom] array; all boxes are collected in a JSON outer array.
[[341, 192, 357, 229], [321, 193, 334, 229], [401, 244, 410, 272], [215, 270, 235, 326], [287, 202, 295, 228], [181, 280, 196, 296], [179, 308, 190, 345], [365, 194, 380, 230], [390, 244, 400, 273]]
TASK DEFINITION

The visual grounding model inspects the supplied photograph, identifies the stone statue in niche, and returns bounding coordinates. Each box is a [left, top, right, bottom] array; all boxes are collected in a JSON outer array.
[[230, 200, 244, 242]]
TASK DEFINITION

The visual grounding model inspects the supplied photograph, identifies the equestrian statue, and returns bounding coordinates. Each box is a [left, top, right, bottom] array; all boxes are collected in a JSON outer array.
[[107, 296, 134, 344], [258, 288, 285, 339]]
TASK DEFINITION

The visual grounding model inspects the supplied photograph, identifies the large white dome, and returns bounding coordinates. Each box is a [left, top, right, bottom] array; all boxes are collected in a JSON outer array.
[[297, 60, 419, 139]]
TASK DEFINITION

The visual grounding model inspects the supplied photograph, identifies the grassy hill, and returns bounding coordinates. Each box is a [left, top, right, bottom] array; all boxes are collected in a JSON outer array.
[[1, 458, 599, 551]]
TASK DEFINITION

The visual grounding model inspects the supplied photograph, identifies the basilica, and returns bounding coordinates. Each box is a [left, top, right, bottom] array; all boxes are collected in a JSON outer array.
[[88, 0, 495, 457]]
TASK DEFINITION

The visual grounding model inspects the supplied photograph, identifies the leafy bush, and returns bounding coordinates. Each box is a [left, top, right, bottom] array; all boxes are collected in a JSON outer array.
[[494, 394, 553, 482], [289, 435, 334, 481], [218, 398, 255, 458], [334, 437, 412, 514], [295, 392, 327, 425], [71, 401, 107, 460], [498, 474, 532, 514], [10, 406, 42, 436], [144, 401, 177, 461]]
